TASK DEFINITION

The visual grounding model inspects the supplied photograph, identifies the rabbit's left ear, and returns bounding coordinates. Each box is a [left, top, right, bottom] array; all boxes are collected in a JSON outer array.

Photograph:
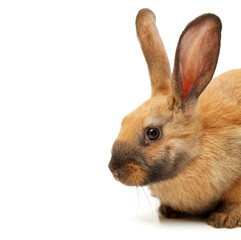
[[136, 9, 172, 97], [172, 14, 222, 110]]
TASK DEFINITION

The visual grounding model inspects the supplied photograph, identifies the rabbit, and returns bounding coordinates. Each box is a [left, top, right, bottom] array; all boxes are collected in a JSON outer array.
[[108, 8, 241, 228]]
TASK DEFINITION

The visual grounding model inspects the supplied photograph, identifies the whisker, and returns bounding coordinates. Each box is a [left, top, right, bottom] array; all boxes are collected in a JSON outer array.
[[141, 186, 154, 219]]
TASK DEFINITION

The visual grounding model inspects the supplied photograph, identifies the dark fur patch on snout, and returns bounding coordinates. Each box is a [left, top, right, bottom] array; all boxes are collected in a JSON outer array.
[[109, 141, 191, 186], [108, 141, 148, 186], [109, 141, 145, 170]]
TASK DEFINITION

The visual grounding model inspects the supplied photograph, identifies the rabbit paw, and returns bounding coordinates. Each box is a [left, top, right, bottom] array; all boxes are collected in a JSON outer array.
[[206, 203, 241, 228], [159, 204, 188, 218]]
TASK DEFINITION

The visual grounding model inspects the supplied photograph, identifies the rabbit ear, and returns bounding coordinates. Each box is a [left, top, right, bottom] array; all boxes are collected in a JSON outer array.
[[172, 14, 222, 110], [136, 9, 171, 97]]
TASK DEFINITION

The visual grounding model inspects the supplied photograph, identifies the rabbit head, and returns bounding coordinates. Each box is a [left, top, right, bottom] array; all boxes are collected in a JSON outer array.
[[108, 9, 222, 186]]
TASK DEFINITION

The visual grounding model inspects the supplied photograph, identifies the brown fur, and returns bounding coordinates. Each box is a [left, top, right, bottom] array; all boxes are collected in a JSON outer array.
[[108, 9, 241, 228]]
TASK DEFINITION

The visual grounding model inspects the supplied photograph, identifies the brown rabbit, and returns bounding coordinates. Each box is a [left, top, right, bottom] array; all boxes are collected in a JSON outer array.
[[108, 8, 241, 228]]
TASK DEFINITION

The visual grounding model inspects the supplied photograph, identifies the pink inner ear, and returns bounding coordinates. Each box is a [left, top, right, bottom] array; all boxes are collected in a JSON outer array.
[[182, 70, 197, 100], [180, 23, 212, 99]]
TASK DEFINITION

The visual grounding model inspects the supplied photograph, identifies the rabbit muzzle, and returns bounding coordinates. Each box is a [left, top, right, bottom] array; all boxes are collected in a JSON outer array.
[[108, 141, 148, 186]]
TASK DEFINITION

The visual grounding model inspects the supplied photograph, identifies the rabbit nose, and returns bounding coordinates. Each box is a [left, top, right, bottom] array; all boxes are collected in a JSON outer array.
[[112, 169, 120, 177], [112, 170, 121, 181]]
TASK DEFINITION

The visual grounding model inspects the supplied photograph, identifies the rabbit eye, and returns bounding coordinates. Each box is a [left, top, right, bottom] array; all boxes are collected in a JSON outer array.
[[146, 127, 160, 141]]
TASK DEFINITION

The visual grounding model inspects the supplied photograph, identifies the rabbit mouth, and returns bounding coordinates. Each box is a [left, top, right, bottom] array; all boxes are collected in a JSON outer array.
[[109, 162, 147, 186]]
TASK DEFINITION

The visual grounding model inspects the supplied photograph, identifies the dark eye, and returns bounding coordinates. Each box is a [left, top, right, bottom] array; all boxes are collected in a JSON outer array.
[[146, 127, 160, 141]]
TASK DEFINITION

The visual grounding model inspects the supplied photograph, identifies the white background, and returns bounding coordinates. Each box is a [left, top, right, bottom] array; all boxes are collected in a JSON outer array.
[[0, 0, 241, 239]]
